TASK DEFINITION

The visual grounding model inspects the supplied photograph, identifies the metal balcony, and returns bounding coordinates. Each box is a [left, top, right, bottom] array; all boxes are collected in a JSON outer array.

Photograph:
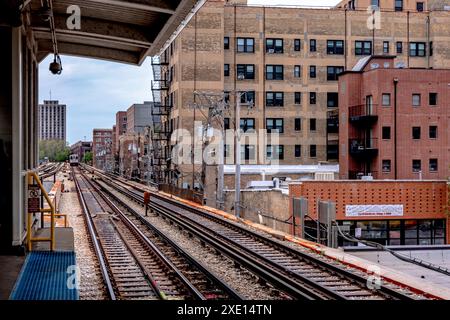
[[349, 170, 378, 180], [327, 117, 339, 134], [327, 144, 339, 160], [349, 138, 378, 158], [349, 104, 378, 126], [151, 103, 172, 117]]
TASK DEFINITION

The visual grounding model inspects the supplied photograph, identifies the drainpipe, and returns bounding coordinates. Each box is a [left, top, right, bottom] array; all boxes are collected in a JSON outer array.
[[393, 78, 399, 180]]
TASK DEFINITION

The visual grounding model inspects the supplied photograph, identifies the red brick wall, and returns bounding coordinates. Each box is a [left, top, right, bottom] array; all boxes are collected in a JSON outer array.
[[339, 60, 450, 180], [289, 180, 450, 243]]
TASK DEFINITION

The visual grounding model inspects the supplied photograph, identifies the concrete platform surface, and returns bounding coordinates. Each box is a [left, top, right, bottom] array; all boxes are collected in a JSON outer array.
[[345, 246, 450, 290], [32, 227, 75, 251], [0, 255, 25, 300]]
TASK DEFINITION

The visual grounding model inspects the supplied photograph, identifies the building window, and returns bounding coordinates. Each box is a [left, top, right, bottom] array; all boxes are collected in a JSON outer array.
[[241, 91, 255, 104], [295, 118, 301, 131], [382, 126, 391, 139], [327, 92, 338, 108], [395, 0, 403, 11], [310, 39, 316, 52], [383, 41, 389, 54], [224, 118, 230, 130], [309, 65, 316, 78], [371, 0, 379, 7], [310, 92, 317, 105], [266, 38, 283, 53], [237, 37, 254, 53], [310, 145, 317, 158], [355, 41, 372, 55], [412, 94, 421, 106], [412, 159, 421, 172], [237, 64, 255, 79], [410, 42, 426, 57], [241, 145, 256, 161], [416, 2, 424, 12], [429, 93, 437, 105], [224, 91, 230, 103], [294, 39, 301, 51], [240, 118, 255, 132], [429, 41, 433, 56], [295, 145, 301, 158], [382, 93, 391, 106], [224, 64, 230, 77], [412, 126, 421, 139], [396, 42, 403, 54], [310, 118, 316, 131], [429, 125, 437, 139], [266, 145, 284, 160], [382, 160, 391, 172], [327, 40, 344, 55], [266, 92, 284, 107], [295, 92, 301, 105], [429, 158, 438, 172], [224, 37, 229, 50], [327, 66, 344, 81], [266, 118, 284, 133], [294, 65, 301, 78], [266, 65, 284, 80]]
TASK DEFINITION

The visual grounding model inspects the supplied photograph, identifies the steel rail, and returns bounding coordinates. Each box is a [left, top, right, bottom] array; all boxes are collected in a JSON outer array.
[[92, 168, 418, 301], [80, 171, 207, 300], [72, 168, 117, 300], [90, 177, 244, 300]]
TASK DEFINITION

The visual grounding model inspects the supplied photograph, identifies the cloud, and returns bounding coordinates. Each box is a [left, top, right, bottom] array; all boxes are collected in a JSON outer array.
[[39, 55, 153, 145]]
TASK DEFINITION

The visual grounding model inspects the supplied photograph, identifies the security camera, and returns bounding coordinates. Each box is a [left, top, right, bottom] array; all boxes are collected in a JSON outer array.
[[49, 55, 63, 75]]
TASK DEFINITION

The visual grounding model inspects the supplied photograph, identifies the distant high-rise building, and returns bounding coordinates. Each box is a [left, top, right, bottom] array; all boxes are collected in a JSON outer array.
[[38, 100, 66, 141]]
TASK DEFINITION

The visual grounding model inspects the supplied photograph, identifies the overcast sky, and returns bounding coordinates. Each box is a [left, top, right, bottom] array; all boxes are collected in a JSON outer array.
[[38, 0, 340, 145]]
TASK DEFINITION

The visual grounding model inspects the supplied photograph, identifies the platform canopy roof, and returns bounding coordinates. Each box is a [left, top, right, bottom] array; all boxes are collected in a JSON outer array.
[[29, 0, 201, 64]]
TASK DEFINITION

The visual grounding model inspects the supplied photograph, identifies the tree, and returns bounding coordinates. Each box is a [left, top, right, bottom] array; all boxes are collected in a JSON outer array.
[[39, 140, 70, 162], [83, 151, 93, 164]]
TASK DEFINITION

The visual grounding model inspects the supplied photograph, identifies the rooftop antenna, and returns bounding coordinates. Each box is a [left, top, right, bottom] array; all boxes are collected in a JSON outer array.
[[49, 89, 52, 101]]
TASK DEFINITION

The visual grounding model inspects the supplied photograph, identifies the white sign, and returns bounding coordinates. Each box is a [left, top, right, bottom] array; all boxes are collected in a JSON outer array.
[[345, 204, 403, 217]]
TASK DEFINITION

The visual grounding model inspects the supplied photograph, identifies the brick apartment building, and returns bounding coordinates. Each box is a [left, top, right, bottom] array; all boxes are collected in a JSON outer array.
[[92, 128, 113, 171], [336, 0, 432, 11], [149, 0, 450, 202], [70, 140, 92, 163], [114, 111, 127, 155], [339, 55, 450, 180]]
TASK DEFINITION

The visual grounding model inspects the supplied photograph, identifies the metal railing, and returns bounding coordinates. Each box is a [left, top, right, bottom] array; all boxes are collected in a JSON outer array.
[[349, 103, 378, 118], [348, 170, 379, 179], [349, 137, 378, 151]]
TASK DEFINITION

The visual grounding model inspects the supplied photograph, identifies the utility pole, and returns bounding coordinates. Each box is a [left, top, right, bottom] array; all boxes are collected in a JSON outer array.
[[234, 91, 241, 218], [217, 129, 224, 210]]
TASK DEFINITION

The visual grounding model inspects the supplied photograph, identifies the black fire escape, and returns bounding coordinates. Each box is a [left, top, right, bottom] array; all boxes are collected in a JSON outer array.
[[348, 103, 379, 179], [150, 52, 172, 185], [326, 109, 339, 161]]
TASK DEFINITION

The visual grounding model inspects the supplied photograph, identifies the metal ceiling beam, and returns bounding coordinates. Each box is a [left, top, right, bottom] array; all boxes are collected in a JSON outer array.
[[31, 14, 155, 43], [33, 28, 152, 48], [85, 0, 176, 15], [38, 39, 140, 64]]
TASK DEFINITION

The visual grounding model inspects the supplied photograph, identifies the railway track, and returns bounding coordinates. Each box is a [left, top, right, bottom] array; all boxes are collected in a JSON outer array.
[[87, 166, 426, 301], [73, 167, 241, 300]]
